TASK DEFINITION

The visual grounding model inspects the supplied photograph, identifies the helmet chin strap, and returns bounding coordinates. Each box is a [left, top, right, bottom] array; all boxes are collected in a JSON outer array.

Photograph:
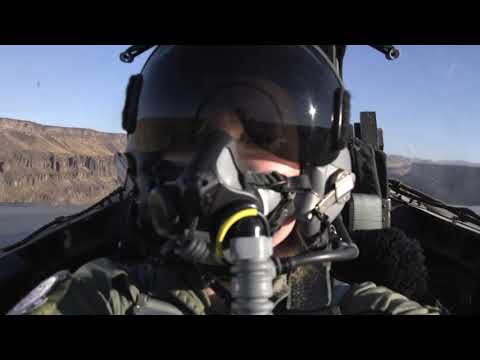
[[243, 164, 356, 239], [243, 171, 312, 233]]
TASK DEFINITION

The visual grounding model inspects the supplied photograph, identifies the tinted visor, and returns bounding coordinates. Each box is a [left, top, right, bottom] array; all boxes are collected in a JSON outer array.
[[132, 46, 347, 166]]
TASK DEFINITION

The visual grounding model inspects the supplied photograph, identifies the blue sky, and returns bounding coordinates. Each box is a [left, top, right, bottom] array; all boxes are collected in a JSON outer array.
[[345, 45, 480, 162], [0, 45, 479, 162], [0, 45, 151, 134]]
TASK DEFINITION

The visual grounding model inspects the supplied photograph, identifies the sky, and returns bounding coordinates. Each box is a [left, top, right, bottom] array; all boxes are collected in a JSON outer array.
[[0, 45, 479, 162], [344, 45, 480, 162], [0, 45, 151, 134]]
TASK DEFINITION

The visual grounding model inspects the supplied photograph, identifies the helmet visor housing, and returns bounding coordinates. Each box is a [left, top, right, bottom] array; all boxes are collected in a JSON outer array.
[[130, 45, 348, 168]]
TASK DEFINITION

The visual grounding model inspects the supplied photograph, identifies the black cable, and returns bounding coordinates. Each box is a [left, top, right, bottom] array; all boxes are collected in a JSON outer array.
[[273, 215, 359, 275], [275, 242, 359, 275], [333, 216, 353, 245]]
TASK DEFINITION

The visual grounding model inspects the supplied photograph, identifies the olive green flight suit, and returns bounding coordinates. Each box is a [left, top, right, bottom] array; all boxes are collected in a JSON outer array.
[[8, 257, 444, 315]]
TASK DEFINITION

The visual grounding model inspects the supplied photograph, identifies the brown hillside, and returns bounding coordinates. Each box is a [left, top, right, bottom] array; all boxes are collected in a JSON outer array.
[[0, 118, 127, 205]]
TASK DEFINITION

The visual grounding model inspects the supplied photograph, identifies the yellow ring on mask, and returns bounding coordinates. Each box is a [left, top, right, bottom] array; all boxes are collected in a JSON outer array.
[[215, 208, 259, 260]]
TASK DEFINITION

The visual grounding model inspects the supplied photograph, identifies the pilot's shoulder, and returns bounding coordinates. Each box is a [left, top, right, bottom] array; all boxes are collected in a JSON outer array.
[[7, 270, 72, 315], [7, 257, 133, 315], [340, 282, 444, 315]]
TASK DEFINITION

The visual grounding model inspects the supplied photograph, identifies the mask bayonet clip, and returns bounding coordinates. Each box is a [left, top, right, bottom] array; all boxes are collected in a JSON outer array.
[[313, 171, 356, 217]]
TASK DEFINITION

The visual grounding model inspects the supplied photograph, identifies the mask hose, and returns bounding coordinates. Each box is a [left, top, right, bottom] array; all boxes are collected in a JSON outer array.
[[274, 217, 359, 275], [216, 208, 276, 315]]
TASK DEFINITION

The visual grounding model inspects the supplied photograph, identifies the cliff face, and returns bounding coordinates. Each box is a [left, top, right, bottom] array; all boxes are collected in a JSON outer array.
[[387, 155, 480, 205], [1, 116, 478, 207], [0, 118, 126, 206]]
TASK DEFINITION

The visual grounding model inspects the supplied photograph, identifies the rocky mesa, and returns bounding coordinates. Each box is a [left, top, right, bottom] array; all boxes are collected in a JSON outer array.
[[0, 118, 126, 206], [1, 116, 479, 207]]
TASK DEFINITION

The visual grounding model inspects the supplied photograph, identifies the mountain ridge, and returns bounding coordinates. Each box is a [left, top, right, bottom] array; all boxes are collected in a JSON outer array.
[[0, 117, 478, 206], [0, 118, 127, 206]]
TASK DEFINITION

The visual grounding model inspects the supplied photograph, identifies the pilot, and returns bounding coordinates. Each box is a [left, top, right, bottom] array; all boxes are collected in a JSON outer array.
[[8, 46, 444, 315]]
